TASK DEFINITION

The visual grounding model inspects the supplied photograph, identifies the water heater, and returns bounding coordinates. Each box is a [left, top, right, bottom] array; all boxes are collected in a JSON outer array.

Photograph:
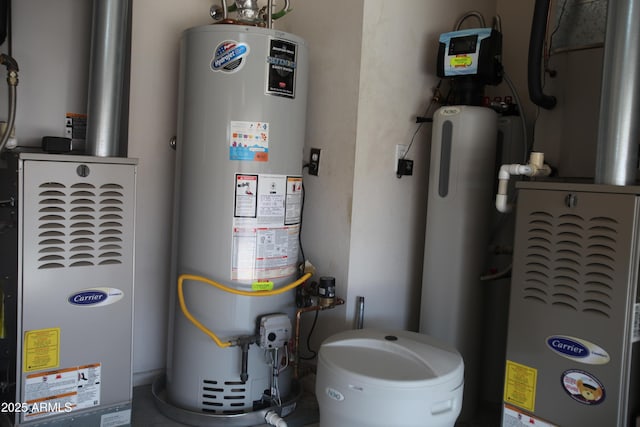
[[162, 23, 308, 424]]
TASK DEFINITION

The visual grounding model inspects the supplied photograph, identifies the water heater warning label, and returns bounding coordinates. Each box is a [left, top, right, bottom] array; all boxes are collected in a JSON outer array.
[[266, 38, 297, 98], [229, 121, 269, 162], [232, 174, 302, 281]]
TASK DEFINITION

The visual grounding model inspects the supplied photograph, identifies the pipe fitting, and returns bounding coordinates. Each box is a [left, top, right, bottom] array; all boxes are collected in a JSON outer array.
[[495, 152, 551, 213], [265, 410, 288, 427]]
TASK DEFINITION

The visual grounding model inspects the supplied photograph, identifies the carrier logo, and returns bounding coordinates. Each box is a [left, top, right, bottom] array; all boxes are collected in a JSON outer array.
[[546, 335, 610, 365], [211, 41, 249, 73], [68, 288, 124, 307]]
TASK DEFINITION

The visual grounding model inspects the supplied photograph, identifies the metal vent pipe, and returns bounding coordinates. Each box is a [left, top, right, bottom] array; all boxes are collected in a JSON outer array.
[[85, 0, 131, 157], [595, 0, 640, 185]]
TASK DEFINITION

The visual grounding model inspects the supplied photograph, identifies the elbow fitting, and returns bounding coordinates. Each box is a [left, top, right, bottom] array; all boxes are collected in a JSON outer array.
[[0, 54, 18, 73]]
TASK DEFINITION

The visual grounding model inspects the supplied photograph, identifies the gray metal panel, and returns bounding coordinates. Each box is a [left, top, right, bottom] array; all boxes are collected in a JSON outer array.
[[505, 185, 640, 425], [17, 156, 135, 425]]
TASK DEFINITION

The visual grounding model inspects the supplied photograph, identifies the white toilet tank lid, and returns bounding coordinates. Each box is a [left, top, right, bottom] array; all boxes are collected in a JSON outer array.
[[318, 329, 464, 389]]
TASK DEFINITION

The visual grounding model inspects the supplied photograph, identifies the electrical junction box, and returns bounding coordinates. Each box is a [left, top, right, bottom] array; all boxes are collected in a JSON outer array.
[[259, 314, 291, 349], [437, 28, 502, 85]]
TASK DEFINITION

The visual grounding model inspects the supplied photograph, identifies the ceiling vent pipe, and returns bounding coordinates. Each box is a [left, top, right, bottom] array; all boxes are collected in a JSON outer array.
[[85, 0, 131, 157], [595, 0, 640, 185]]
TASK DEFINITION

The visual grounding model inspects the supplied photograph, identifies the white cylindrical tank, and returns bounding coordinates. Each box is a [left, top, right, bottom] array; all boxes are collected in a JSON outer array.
[[419, 105, 497, 420], [316, 329, 464, 427], [166, 24, 308, 415]]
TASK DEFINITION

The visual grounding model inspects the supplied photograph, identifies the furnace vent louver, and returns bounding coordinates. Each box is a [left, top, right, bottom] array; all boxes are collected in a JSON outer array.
[[522, 210, 617, 318], [36, 181, 125, 269]]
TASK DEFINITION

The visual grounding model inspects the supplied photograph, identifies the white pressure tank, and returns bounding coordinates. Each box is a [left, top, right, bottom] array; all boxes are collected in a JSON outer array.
[[315, 329, 464, 427]]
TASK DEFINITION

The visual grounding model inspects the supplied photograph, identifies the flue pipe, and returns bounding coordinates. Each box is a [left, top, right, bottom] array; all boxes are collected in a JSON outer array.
[[595, 0, 640, 185], [85, 0, 131, 157]]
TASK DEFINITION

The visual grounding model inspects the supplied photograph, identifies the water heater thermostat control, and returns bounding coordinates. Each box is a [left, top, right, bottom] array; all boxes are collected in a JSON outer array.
[[258, 314, 292, 349]]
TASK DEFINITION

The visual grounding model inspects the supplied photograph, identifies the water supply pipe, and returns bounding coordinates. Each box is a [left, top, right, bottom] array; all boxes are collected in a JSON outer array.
[[595, 0, 640, 185], [0, 53, 18, 154], [495, 152, 551, 213]]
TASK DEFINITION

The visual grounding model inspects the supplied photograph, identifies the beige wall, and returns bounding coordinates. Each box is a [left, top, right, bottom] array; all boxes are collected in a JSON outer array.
[[497, 0, 603, 177]]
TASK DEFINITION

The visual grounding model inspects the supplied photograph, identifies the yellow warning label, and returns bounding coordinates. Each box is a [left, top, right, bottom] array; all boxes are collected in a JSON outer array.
[[504, 360, 537, 412], [252, 281, 274, 291], [24, 328, 60, 372], [450, 55, 473, 68]]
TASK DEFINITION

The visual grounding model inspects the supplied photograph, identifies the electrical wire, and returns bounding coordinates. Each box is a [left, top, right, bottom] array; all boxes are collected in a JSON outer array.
[[453, 11, 486, 31], [546, 0, 568, 62], [502, 71, 529, 161], [401, 80, 442, 160], [298, 310, 318, 360], [298, 180, 306, 267]]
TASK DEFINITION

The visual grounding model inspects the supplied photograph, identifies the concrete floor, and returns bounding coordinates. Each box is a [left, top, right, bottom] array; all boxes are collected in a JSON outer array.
[[132, 381, 320, 427], [131, 379, 501, 427]]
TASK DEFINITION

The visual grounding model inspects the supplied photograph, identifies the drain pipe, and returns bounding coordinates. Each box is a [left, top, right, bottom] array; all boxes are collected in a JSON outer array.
[[0, 54, 18, 153], [85, 0, 131, 157], [595, 0, 640, 185]]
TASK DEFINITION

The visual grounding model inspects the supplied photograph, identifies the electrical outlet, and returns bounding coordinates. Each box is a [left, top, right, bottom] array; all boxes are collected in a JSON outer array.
[[397, 158, 414, 177], [395, 144, 409, 173], [309, 148, 321, 176]]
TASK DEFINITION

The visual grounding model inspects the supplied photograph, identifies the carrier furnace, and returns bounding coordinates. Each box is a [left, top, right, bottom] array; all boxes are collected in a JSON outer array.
[[0, 152, 136, 426], [502, 181, 640, 426]]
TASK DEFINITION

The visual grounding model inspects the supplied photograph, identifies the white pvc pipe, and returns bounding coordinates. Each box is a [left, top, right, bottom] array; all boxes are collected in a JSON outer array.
[[265, 411, 288, 427], [495, 153, 551, 213]]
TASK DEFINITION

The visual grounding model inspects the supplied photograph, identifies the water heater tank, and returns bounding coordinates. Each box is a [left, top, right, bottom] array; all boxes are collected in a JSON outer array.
[[165, 23, 308, 416]]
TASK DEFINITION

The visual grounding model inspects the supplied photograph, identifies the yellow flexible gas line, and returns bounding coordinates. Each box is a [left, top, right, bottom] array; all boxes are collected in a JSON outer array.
[[177, 272, 312, 348]]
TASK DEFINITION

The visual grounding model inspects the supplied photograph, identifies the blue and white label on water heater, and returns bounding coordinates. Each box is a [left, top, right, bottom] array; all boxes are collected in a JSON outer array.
[[68, 288, 124, 307], [546, 335, 610, 365], [211, 40, 250, 73]]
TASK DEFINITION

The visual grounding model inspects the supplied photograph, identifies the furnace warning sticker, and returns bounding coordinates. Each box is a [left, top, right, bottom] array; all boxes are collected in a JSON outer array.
[[502, 404, 558, 427], [24, 328, 60, 372], [22, 363, 101, 421], [561, 369, 605, 405], [504, 360, 537, 412], [211, 40, 249, 73], [229, 121, 269, 161]]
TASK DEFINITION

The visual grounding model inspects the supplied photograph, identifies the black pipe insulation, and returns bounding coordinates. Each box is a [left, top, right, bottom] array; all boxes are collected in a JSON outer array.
[[528, 0, 557, 109], [0, 0, 7, 47]]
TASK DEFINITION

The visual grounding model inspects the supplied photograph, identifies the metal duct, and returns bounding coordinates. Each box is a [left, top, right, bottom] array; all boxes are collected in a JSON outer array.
[[595, 0, 640, 185], [86, 0, 131, 157]]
